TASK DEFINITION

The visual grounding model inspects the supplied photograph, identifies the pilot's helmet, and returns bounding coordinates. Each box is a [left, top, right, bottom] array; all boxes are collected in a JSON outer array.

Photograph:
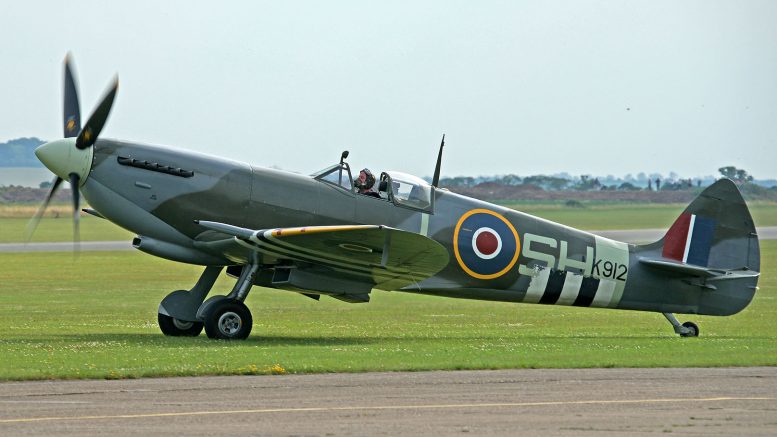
[[355, 168, 376, 190]]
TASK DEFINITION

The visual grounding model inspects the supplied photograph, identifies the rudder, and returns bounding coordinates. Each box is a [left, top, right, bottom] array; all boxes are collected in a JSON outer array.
[[659, 178, 759, 272]]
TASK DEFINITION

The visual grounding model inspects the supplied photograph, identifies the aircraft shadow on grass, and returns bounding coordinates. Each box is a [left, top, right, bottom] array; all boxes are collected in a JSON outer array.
[[12, 332, 768, 348], [27, 333, 383, 347]]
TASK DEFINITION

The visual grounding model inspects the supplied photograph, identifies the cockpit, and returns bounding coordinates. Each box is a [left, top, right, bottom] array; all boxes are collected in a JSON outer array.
[[378, 171, 433, 211], [312, 155, 434, 213]]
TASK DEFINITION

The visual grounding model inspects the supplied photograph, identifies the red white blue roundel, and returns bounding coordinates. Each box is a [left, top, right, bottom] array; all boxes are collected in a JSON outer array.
[[453, 209, 520, 280]]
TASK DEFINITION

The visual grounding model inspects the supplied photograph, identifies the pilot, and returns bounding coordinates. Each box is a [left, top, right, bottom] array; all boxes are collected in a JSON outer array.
[[355, 168, 381, 198]]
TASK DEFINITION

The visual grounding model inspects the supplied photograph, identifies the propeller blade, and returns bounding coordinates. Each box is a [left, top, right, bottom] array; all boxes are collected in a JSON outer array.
[[69, 173, 81, 249], [63, 54, 81, 138], [75, 76, 118, 149], [25, 176, 63, 241]]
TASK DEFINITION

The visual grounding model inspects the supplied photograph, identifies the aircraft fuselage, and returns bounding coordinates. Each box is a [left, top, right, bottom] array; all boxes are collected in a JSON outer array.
[[81, 139, 757, 317]]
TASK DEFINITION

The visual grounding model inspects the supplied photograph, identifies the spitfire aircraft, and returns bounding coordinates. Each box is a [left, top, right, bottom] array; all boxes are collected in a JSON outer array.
[[30, 56, 760, 340]]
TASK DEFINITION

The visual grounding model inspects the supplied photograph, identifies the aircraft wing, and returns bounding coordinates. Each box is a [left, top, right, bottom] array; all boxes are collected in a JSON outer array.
[[195, 221, 450, 291]]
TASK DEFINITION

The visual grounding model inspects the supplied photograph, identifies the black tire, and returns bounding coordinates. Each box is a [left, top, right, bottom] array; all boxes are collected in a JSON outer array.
[[680, 321, 699, 337], [158, 313, 204, 337], [203, 300, 253, 340]]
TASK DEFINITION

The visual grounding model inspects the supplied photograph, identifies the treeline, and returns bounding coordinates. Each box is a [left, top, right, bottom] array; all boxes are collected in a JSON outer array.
[[0, 137, 44, 167], [0, 185, 71, 203], [438, 167, 777, 192]]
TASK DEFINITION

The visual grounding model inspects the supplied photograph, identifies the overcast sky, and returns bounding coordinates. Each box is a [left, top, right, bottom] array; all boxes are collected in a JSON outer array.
[[2, 1, 776, 179]]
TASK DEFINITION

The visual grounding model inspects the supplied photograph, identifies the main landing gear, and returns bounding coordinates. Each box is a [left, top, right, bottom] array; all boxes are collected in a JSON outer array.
[[662, 313, 699, 337], [157, 262, 260, 340]]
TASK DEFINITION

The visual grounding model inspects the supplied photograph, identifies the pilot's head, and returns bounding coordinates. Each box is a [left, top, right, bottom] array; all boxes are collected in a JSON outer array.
[[355, 168, 376, 191]]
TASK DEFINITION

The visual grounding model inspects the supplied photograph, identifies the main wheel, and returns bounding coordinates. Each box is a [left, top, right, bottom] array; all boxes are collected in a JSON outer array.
[[158, 314, 204, 337], [680, 321, 699, 337], [203, 300, 253, 340]]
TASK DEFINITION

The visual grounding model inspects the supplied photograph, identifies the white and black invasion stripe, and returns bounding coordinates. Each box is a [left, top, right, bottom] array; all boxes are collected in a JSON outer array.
[[521, 268, 622, 308]]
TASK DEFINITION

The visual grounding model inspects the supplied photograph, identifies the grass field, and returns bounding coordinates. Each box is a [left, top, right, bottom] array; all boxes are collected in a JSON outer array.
[[2, 202, 777, 243], [0, 204, 132, 243], [0, 242, 775, 380], [0, 217, 134, 243], [502, 201, 777, 230]]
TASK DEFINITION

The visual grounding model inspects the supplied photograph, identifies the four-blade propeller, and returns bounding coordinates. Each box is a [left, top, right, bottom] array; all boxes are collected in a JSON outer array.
[[26, 54, 118, 246]]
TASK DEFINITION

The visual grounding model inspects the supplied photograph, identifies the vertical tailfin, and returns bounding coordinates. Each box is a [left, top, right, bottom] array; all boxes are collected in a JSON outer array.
[[658, 178, 759, 271], [636, 178, 760, 316]]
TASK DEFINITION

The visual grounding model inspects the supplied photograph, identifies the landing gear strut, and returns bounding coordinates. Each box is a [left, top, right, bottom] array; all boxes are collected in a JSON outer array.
[[158, 266, 222, 337], [197, 262, 260, 340], [156, 260, 260, 340], [663, 313, 699, 337]]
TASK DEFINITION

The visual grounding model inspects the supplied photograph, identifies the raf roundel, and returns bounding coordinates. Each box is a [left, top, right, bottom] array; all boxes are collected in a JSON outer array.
[[453, 209, 520, 280]]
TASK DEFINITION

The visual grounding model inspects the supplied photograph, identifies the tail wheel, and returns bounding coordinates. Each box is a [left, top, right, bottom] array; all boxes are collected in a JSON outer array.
[[680, 321, 699, 337], [158, 314, 204, 337], [204, 300, 253, 340]]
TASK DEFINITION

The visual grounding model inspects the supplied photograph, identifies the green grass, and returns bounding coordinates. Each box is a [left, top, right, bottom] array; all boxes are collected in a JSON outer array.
[[2, 202, 776, 243], [0, 216, 133, 243], [0, 203, 133, 243], [500, 202, 777, 230], [1, 242, 775, 380]]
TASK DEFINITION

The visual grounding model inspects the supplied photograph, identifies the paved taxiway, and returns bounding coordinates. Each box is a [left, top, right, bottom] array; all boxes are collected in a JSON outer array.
[[1, 368, 775, 435], [2, 226, 777, 253]]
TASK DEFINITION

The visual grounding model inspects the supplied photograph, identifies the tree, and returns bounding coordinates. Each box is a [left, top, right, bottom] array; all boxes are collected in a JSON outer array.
[[718, 166, 753, 184], [497, 174, 523, 186], [522, 175, 570, 191], [440, 176, 476, 187], [0, 137, 45, 167], [574, 175, 596, 191]]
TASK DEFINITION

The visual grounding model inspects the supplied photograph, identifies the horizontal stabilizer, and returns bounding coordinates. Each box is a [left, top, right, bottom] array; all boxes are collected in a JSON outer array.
[[639, 257, 725, 277], [639, 256, 759, 281]]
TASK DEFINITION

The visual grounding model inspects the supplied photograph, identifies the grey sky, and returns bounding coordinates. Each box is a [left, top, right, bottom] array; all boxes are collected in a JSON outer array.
[[2, 1, 776, 179]]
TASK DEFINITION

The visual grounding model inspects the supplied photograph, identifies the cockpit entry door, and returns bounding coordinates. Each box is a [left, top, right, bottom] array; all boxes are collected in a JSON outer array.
[[312, 163, 356, 223], [379, 171, 434, 214]]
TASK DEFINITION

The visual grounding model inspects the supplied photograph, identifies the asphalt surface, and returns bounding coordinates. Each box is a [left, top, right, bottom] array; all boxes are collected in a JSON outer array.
[[1, 368, 775, 436], [2, 226, 776, 253]]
